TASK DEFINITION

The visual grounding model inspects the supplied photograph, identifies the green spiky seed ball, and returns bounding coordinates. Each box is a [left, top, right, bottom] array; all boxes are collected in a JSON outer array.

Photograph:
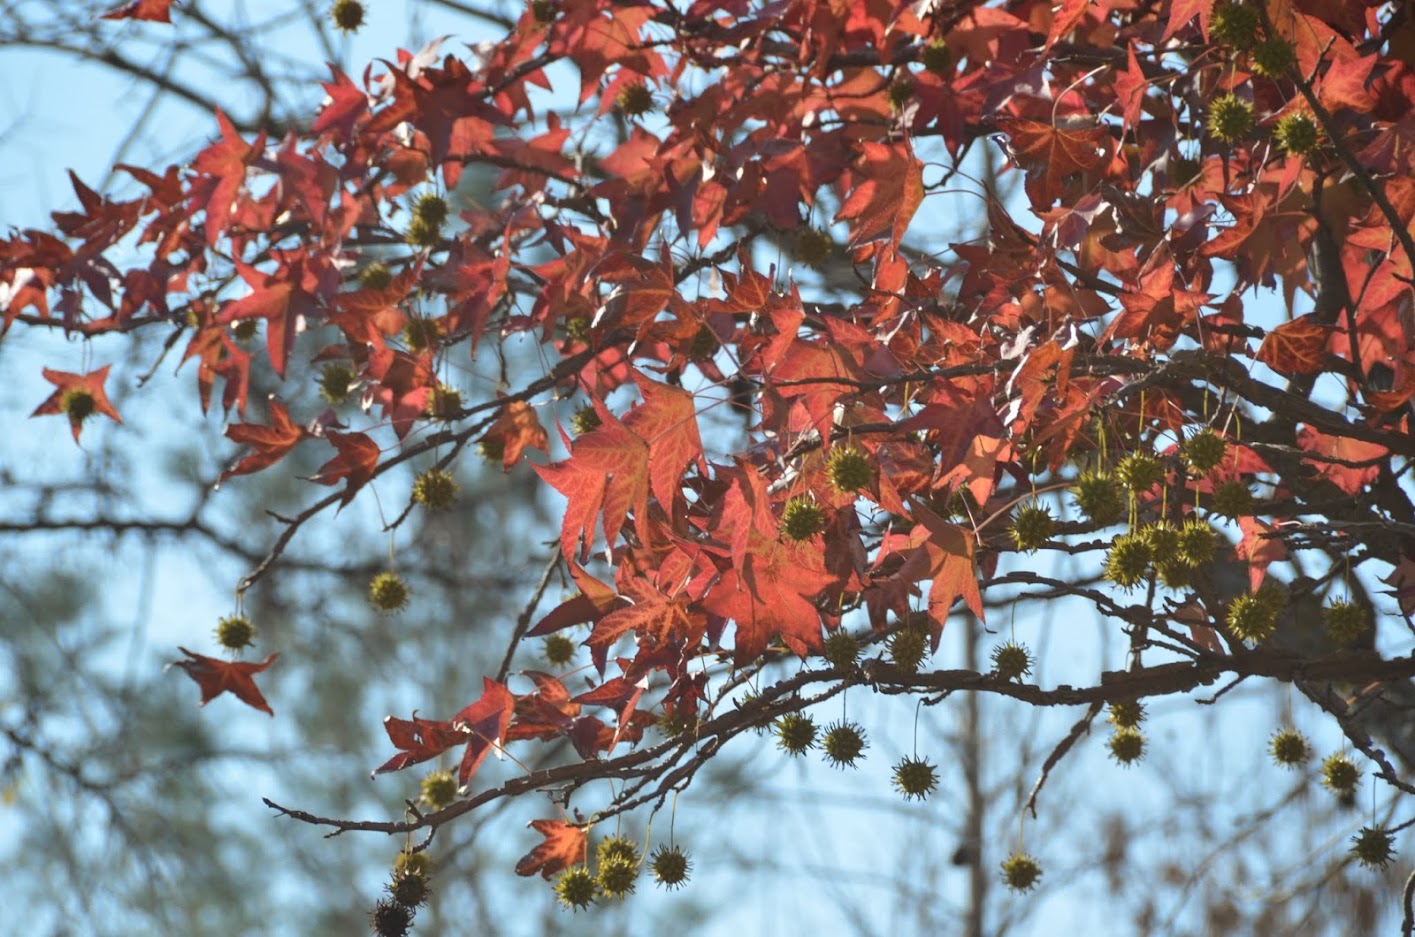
[[1225, 591, 1280, 642], [412, 468, 459, 511], [215, 614, 256, 651], [413, 193, 450, 229], [425, 384, 463, 421], [795, 228, 834, 269], [1351, 826, 1397, 870], [889, 627, 929, 673], [596, 855, 638, 899], [318, 362, 358, 404], [780, 496, 826, 541], [389, 868, 431, 908], [1275, 113, 1320, 155], [1269, 728, 1311, 768], [615, 84, 655, 118], [1157, 559, 1194, 590], [826, 446, 873, 494], [478, 436, 505, 463], [775, 713, 817, 755], [331, 0, 365, 32], [1320, 753, 1360, 797], [596, 835, 640, 868], [402, 317, 442, 352], [1208, 93, 1255, 143], [405, 215, 441, 249], [1109, 727, 1145, 766], [554, 866, 596, 911], [563, 316, 592, 343], [393, 849, 432, 880], [1211, 479, 1255, 519], [822, 721, 868, 769], [1142, 521, 1180, 557], [1176, 519, 1219, 568], [892, 756, 939, 801], [650, 844, 691, 889], [921, 38, 953, 76], [369, 572, 411, 613], [1323, 599, 1369, 646], [1209, 2, 1261, 49], [991, 641, 1033, 682], [821, 630, 860, 669], [1116, 451, 1165, 493], [543, 633, 577, 667], [1071, 470, 1126, 527], [570, 404, 601, 435], [687, 324, 719, 359], [887, 80, 914, 112], [1108, 701, 1146, 729], [1184, 428, 1228, 475], [1009, 502, 1054, 553], [1251, 37, 1296, 78], [359, 262, 393, 290], [1001, 853, 1043, 892], [369, 897, 413, 937], [419, 769, 458, 810], [1104, 531, 1154, 590]]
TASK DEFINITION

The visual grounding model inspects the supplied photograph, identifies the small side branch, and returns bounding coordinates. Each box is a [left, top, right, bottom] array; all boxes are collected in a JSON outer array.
[[1025, 700, 1103, 819]]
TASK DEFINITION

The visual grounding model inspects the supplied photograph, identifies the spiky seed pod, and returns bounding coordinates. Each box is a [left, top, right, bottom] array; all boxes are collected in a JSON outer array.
[[795, 228, 834, 269], [543, 633, 577, 667], [359, 262, 393, 290], [615, 83, 655, 118], [1208, 93, 1255, 143], [1269, 728, 1311, 768], [596, 855, 639, 899], [887, 80, 914, 112], [570, 404, 601, 435], [1321, 753, 1361, 797], [1251, 37, 1296, 77], [821, 630, 860, 670], [921, 38, 953, 76], [596, 836, 640, 868], [1009, 503, 1054, 553], [826, 446, 873, 494], [413, 193, 450, 229], [1209, 2, 1261, 49], [650, 844, 692, 889], [530, 0, 556, 24], [1071, 470, 1126, 527], [1109, 728, 1146, 766], [388, 868, 431, 909], [1211, 479, 1255, 519], [686, 324, 719, 360], [318, 362, 358, 404], [822, 721, 868, 768], [554, 866, 596, 911], [412, 468, 459, 511], [369, 572, 411, 613], [1176, 519, 1219, 568], [991, 641, 1033, 682], [1116, 451, 1165, 493], [330, 0, 365, 32], [1104, 531, 1154, 590], [1351, 826, 1397, 870], [369, 897, 414, 937], [214, 614, 256, 651], [1000, 853, 1043, 892], [393, 849, 431, 880], [1184, 428, 1228, 475], [231, 318, 259, 341], [1107, 701, 1146, 729], [780, 496, 826, 541], [478, 436, 506, 463], [889, 627, 929, 673], [402, 317, 442, 352], [656, 708, 697, 737], [1156, 558, 1193, 590], [1274, 113, 1320, 155], [424, 384, 463, 421], [1225, 591, 1280, 642], [775, 713, 817, 755], [419, 769, 458, 810], [1142, 521, 1181, 558], [405, 215, 441, 249], [563, 316, 592, 343], [892, 756, 939, 801], [1170, 155, 1201, 187], [1323, 599, 1370, 646]]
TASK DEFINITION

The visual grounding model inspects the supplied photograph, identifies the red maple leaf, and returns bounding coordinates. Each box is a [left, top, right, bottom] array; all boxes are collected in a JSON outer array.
[[309, 431, 382, 506], [189, 110, 265, 247], [1234, 516, 1288, 592], [217, 258, 320, 379], [484, 399, 550, 472], [221, 400, 309, 481], [312, 66, 368, 140], [1295, 426, 1388, 495], [1256, 316, 1332, 377], [515, 819, 587, 879], [449, 678, 516, 785], [101, 0, 174, 21], [995, 117, 1111, 210], [373, 713, 467, 776], [30, 365, 123, 442], [175, 647, 278, 716], [834, 141, 924, 248], [893, 502, 986, 632]]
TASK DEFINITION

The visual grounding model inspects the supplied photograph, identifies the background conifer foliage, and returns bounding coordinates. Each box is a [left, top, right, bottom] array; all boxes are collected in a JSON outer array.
[[6, 0, 1415, 930]]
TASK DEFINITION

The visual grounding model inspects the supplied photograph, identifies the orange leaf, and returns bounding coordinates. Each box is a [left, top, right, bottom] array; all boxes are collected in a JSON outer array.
[[175, 647, 278, 716], [486, 399, 550, 472], [515, 819, 587, 879], [221, 400, 309, 480], [30, 365, 123, 442], [834, 141, 924, 249], [1234, 517, 1287, 592], [1294, 426, 1388, 495], [1256, 316, 1332, 376], [994, 117, 1110, 209], [310, 431, 382, 506]]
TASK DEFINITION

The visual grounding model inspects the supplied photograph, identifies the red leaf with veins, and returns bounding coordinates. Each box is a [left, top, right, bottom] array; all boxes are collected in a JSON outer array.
[[175, 648, 278, 716], [189, 110, 264, 246], [835, 141, 924, 248], [995, 117, 1111, 210], [1295, 427, 1388, 495], [310, 431, 381, 506], [1256, 316, 1332, 376], [1234, 517, 1288, 592], [221, 400, 309, 481], [373, 713, 467, 776], [218, 259, 319, 379], [515, 819, 587, 879], [450, 678, 515, 785], [30, 366, 123, 442]]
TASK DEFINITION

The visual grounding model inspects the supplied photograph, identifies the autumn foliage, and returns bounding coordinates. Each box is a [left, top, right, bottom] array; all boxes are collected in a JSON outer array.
[[10, 0, 1415, 919]]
